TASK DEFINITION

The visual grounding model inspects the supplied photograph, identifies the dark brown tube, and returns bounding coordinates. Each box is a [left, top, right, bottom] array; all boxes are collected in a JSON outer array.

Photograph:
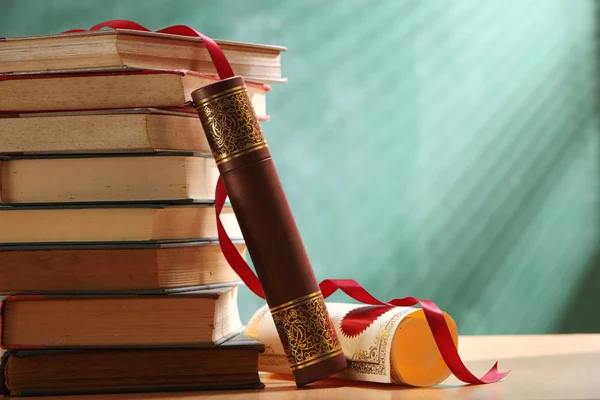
[[192, 77, 347, 386]]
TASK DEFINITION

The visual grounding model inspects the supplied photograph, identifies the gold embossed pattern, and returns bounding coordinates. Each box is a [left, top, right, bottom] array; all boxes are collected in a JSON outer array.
[[347, 311, 403, 377], [195, 86, 268, 165], [271, 291, 343, 371]]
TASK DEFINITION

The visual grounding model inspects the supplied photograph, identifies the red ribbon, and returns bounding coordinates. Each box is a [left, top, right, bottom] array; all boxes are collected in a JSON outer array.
[[67, 20, 508, 385], [64, 20, 234, 79], [217, 179, 508, 385]]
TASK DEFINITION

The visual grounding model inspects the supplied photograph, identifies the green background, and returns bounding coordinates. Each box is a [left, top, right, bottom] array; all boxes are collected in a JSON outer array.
[[2, 0, 599, 334]]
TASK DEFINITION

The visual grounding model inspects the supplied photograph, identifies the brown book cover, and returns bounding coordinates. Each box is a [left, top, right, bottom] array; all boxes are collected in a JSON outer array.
[[0, 333, 265, 396], [0, 240, 245, 294], [0, 287, 243, 349], [0, 29, 285, 83]]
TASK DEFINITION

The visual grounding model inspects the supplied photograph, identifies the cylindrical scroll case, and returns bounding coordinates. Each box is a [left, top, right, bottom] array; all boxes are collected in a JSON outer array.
[[192, 76, 347, 386]]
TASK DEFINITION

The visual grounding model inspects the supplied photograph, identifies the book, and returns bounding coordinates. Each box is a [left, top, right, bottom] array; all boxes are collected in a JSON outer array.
[[0, 287, 242, 349], [0, 109, 211, 155], [0, 153, 218, 204], [0, 241, 245, 294], [0, 334, 264, 396], [0, 29, 285, 83], [0, 70, 267, 115], [0, 204, 240, 244]]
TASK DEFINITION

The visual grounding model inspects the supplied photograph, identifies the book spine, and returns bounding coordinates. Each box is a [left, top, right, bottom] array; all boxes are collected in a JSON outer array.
[[192, 77, 347, 386], [0, 296, 48, 350], [0, 351, 9, 395], [0, 296, 8, 350]]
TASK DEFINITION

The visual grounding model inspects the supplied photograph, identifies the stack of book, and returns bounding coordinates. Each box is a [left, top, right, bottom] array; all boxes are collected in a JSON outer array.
[[0, 29, 285, 397]]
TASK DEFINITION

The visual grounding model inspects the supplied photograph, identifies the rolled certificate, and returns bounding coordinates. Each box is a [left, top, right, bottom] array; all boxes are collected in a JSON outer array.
[[246, 303, 458, 387], [191, 77, 347, 386]]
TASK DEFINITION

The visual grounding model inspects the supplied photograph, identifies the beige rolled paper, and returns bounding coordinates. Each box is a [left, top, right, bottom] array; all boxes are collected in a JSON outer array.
[[246, 302, 459, 386]]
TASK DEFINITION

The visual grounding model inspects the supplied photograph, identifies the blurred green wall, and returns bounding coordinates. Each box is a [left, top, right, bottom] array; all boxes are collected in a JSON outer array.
[[2, 0, 599, 334]]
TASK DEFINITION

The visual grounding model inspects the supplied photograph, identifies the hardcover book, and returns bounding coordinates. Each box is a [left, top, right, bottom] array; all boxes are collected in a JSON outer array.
[[0, 29, 285, 82], [0, 153, 219, 204], [0, 241, 245, 294], [0, 204, 241, 244], [1, 333, 264, 396], [0, 287, 242, 349], [0, 109, 212, 155], [0, 70, 267, 116]]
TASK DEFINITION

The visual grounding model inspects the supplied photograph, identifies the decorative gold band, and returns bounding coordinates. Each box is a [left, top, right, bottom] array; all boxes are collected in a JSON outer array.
[[194, 85, 247, 108], [270, 291, 343, 372], [194, 83, 267, 166], [215, 142, 268, 165], [270, 290, 322, 314], [291, 347, 344, 371]]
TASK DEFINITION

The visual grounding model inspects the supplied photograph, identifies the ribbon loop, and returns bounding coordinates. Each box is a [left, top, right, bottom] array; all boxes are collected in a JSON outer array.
[[216, 179, 265, 298], [63, 19, 235, 80], [90, 20, 150, 32], [320, 279, 389, 305]]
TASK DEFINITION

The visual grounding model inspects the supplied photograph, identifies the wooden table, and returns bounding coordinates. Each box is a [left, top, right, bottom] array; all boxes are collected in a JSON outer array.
[[14, 335, 600, 400]]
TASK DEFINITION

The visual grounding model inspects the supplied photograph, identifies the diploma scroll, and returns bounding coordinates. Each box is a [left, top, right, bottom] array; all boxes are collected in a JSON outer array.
[[246, 303, 459, 387]]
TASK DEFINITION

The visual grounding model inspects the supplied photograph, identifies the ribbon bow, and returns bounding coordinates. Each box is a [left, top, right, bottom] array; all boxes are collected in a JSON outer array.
[[67, 20, 508, 385]]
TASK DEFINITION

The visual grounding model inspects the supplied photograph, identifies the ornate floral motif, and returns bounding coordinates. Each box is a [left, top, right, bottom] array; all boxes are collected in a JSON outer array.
[[195, 86, 267, 165], [271, 291, 343, 371], [346, 311, 403, 376]]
